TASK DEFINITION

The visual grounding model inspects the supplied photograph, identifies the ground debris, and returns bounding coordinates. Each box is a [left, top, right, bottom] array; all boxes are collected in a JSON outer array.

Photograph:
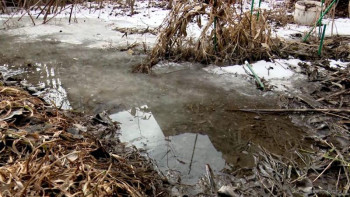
[[0, 85, 167, 196], [276, 63, 350, 195], [219, 61, 350, 196], [216, 142, 349, 196], [278, 36, 350, 62], [114, 27, 158, 36]]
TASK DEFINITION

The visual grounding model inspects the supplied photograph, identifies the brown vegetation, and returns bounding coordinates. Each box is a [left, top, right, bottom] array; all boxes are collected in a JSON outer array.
[[0, 85, 167, 196], [134, 1, 276, 73]]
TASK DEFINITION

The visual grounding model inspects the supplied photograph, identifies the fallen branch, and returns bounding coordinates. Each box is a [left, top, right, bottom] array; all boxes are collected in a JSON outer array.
[[316, 90, 349, 102], [227, 108, 350, 113]]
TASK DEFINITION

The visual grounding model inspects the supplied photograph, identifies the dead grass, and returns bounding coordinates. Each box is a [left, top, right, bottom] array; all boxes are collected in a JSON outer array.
[[134, 1, 276, 73], [0, 85, 167, 196]]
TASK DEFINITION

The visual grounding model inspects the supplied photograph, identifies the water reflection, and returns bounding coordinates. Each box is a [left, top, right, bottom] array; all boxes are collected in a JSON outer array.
[[1, 63, 71, 109], [29, 63, 71, 109], [109, 106, 226, 185]]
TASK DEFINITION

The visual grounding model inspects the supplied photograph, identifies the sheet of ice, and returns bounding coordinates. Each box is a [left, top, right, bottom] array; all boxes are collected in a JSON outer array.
[[2, 17, 158, 48], [0, 1, 168, 48]]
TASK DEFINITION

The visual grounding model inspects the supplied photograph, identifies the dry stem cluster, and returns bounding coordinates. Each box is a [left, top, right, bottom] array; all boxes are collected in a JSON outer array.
[[0, 86, 166, 196]]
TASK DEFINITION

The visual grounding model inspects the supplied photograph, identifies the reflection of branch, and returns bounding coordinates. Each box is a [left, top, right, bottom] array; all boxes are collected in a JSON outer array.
[[188, 133, 198, 175], [160, 137, 178, 169], [136, 109, 142, 134], [128, 108, 151, 140], [166, 137, 169, 168]]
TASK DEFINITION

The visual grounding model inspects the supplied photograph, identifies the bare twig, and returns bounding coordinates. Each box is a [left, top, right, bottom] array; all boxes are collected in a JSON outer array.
[[227, 108, 350, 113]]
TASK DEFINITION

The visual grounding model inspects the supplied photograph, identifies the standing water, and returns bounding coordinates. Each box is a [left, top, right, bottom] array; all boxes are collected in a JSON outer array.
[[0, 35, 308, 185]]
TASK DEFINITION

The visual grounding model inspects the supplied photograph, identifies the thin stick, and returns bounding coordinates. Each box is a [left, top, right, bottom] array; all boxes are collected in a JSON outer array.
[[44, 5, 73, 24], [36, 0, 54, 19], [43, 0, 55, 23], [27, 8, 36, 26], [227, 108, 350, 113], [313, 154, 338, 182], [331, 0, 336, 36], [318, 0, 324, 38], [336, 168, 341, 194], [318, 24, 326, 56], [316, 90, 348, 102], [69, 2, 74, 23]]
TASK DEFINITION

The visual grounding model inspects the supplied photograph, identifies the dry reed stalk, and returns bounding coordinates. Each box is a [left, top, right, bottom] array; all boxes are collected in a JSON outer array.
[[1, 0, 152, 21], [134, 1, 275, 73], [0, 85, 167, 196]]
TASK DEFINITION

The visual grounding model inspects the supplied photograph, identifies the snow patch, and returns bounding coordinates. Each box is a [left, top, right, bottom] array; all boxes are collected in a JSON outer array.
[[204, 59, 304, 91], [329, 59, 350, 69], [205, 59, 301, 80], [276, 18, 350, 39]]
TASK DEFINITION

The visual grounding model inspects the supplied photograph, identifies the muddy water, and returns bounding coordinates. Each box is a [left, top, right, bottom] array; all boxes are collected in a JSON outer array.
[[0, 35, 308, 184]]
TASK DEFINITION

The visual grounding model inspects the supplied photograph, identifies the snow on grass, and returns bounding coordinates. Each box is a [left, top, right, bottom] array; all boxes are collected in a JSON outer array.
[[274, 24, 310, 39], [275, 18, 350, 39], [322, 18, 350, 37], [205, 59, 301, 80], [204, 59, 305, 91], [329, 59, 350, 69]]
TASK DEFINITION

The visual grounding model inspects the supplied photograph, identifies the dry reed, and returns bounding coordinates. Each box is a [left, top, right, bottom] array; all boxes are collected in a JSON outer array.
[[134, 1, 276, 73], [0, 85, 167, 196]]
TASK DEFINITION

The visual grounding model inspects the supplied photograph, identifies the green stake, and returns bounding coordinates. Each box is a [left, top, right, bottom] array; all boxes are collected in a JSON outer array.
[[256, 0, 262, 21], [303, 0, 336, 42], [245, 62, 265, 90], [318, 24, 326, 56], [250, 0, 255, 15], [318, 0, 325, 38]]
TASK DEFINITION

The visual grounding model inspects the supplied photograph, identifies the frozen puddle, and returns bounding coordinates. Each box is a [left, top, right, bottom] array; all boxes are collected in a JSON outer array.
[[109, 106, 225, 185]]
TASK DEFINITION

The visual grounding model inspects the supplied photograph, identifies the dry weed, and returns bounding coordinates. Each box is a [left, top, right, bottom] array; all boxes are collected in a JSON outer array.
[[0, 85, 167, 196], [134, 1, 275, 73]]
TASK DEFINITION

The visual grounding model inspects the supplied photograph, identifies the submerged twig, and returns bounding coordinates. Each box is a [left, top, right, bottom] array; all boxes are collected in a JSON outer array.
[[227, 108, 350, 113]]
